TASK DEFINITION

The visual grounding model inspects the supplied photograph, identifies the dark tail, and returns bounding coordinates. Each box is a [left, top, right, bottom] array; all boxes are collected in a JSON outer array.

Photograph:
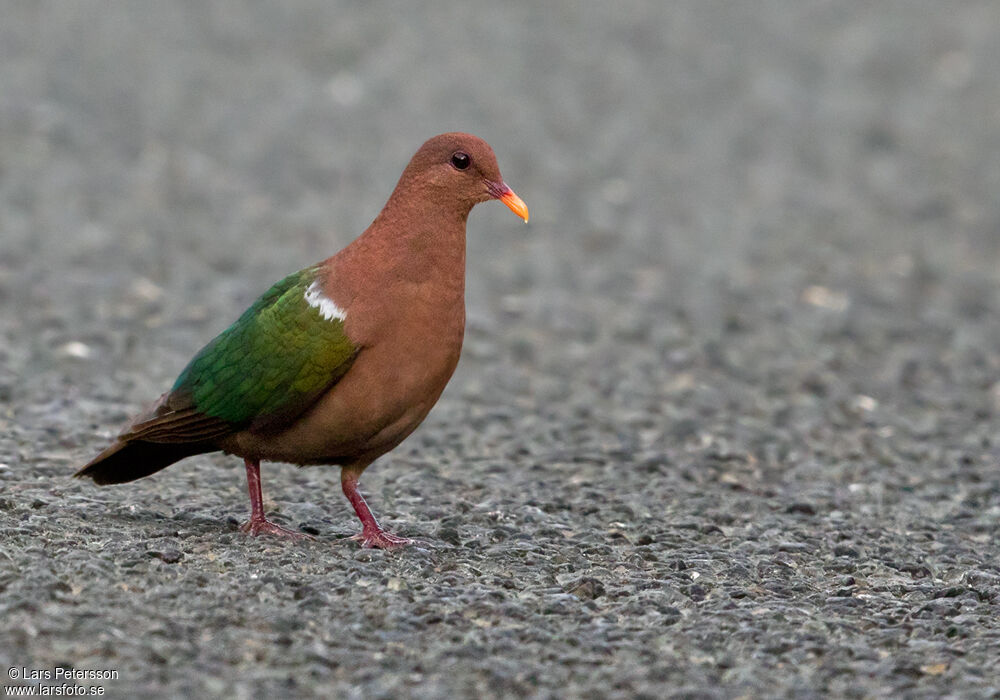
[[75, 440, 212, 485]]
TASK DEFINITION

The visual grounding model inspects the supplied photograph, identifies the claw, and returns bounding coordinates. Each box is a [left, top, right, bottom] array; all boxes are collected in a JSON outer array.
[[239, 518, 315, 540], [349, 528, 413, 550]]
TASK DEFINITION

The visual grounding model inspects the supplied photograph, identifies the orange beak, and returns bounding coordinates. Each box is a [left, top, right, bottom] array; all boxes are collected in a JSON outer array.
[[490, 181, 529, 223]]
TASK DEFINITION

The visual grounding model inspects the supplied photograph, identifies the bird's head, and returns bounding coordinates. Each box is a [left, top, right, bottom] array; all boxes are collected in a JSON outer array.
[[399, 132, 529, 223]]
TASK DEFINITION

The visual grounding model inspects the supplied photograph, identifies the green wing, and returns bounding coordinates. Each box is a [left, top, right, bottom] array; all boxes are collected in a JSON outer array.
[[123, 266, 358, 443]]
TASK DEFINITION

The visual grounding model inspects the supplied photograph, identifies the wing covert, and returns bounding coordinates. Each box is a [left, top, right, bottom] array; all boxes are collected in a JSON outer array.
[[126, 267, 358, 443]]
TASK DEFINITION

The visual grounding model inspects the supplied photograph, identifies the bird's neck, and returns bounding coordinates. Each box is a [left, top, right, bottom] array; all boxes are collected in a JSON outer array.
[[328, 186, 470, 302], [381, 176, 474, 236]]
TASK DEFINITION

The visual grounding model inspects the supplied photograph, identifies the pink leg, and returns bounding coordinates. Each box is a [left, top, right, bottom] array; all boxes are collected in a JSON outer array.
[[341, 468, 412, 549], [239, 458, 313, 540]]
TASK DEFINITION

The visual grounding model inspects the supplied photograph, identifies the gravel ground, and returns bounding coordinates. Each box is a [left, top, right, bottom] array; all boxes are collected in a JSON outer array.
[[3, 2, 1000, 698]]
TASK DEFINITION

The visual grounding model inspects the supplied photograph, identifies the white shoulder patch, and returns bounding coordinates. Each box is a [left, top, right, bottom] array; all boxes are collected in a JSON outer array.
[[304, 280, 347, 322]]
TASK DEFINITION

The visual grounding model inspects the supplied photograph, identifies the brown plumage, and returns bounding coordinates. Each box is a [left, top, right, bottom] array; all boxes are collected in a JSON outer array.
[[76, 133, 528, 548]]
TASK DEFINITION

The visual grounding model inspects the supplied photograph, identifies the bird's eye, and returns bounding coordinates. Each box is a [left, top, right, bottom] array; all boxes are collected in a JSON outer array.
[[450, 152, 471, 170]]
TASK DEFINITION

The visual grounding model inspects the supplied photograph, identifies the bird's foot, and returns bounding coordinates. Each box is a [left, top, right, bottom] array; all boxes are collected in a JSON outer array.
[[239, 517, 314, 540], [350, 527, 413, 550]]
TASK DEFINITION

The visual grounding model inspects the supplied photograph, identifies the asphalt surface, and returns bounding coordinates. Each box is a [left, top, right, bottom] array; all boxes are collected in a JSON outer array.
[[3, 2, 1000, 698]]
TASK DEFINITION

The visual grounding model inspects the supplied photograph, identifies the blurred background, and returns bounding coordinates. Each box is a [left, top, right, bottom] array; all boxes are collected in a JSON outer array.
[[5, 2, 998, 387], [3, 2, 1000, 697], [5, 1, 1000, 392]]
